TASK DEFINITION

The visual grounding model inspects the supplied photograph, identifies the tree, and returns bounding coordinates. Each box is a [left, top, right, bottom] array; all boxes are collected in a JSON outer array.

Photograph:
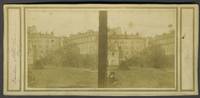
[[119, 43, 170, 70], [144, 44, 166, 68], [32, 44, 97, 69]]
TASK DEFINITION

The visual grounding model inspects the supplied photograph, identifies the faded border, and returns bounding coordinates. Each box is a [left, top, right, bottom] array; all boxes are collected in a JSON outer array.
[[180, 7, 195, 91], [5, 7, 22, 92]]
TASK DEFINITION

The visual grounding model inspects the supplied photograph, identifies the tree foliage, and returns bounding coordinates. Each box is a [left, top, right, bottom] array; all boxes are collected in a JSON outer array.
[[119, 44, 174, 70], [32, 45, 97, 69]]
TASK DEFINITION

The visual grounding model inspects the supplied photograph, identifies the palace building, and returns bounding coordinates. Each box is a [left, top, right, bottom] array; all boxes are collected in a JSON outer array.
[[27, 25, 64, 65], [151, 29, 175, 56], [27, 25, 175, 70]]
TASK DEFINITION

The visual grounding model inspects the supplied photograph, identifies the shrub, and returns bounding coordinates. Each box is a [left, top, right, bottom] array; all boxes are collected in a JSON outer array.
[[119, 44, 174, 70]]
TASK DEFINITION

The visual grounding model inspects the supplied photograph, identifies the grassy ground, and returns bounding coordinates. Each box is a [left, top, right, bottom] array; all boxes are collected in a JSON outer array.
[[114, 67, 175, 88], [28, 66, 174, 88], [28, 67, 98, 88]]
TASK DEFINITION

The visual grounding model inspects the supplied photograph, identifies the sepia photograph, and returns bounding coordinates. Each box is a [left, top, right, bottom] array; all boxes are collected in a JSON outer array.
[[26, 8, 176, 88], [3, 4, 198, 96]]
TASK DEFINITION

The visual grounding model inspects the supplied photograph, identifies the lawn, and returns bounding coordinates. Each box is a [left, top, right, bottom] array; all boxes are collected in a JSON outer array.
[[114, 67, 175, 88], [28, 66, 174, 88], [28, 66, 98, 88]]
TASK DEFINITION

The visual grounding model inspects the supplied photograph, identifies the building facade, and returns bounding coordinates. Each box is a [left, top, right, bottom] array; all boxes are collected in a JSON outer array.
[[63, 30, 98, 55], [107, 28, 148, 71], [27, 25, 175, 70], [150, 29, 175, 56], [28, 25, 63, 65]]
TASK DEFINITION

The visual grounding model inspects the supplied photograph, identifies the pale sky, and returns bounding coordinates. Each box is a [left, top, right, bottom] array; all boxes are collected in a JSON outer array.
[[108, 9, 176, 37], [26, 9, 176, 37]]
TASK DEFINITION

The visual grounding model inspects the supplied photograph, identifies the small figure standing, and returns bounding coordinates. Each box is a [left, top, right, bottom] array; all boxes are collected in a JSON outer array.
[[108, 72, 118, 87]]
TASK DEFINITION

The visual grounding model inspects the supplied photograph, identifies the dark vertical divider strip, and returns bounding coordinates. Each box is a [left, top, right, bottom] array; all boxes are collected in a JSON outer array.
[[98, 11, 108, 88]]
